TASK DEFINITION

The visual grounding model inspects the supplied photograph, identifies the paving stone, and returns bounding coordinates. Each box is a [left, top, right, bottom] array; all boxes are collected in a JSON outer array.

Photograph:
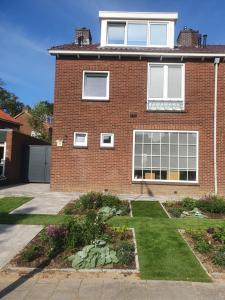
[[192, 282, 225, 300], [50, 290, 75, 300], [101, 280, 125, 300], [124, 281, 150, 300], [1, 289, 29, 300], [24, 282, 57, 300], [78, 279, 103, 300], [146, 280, 198, 300]]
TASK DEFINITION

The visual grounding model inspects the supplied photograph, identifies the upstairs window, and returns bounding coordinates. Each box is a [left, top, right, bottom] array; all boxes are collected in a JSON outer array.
[[107, 21, 168, 47], [149, 24, 167, 46], [127, 23, 147, 45], [147, 63, 185, 111], [82, 71, 109, 100], [107, 23, 125, 44]]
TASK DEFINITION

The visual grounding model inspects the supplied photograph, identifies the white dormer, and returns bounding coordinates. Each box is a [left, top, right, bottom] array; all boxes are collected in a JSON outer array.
[[99, 11, 178, 49]]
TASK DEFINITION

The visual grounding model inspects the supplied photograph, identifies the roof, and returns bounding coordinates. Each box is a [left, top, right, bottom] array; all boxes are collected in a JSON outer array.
[[98, 11, 178, 21], [0, 110, 21, 125], [14, 109, 32, 119], [49, 43, 225, 57]]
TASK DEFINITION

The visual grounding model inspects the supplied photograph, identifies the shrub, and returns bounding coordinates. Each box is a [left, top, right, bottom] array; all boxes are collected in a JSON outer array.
[[212, 250, 225, 266], [116, 241, 135, 266], [79, 192, 102, 210], [194, 239, 211, 253], [212, 228, 225, 244], [83, 211, 106, 245], [197, 195, 225, 214], [46, 225, 67, 251], [22, 245, 41, 262], [182, 197, 197, 210], [167, 207, 183, 218], [65, 219, 85, 249], [188, 229, 205, 241], [101, 194, 121, 209]]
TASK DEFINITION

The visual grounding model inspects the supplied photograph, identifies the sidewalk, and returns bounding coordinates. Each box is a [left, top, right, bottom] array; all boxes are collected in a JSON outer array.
[[0, 273, 225, 300]]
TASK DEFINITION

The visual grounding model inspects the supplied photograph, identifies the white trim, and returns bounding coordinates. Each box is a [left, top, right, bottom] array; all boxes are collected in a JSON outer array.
[[132, 130, 199, 184], [74, 132, 88, 147], [147, 63, 185, 103], [82, 71, 110, 101], [99, 11, 178, 21], [0, 142, 6, 177], [100, 133, 114, 148], [49, 49, 225, 58]]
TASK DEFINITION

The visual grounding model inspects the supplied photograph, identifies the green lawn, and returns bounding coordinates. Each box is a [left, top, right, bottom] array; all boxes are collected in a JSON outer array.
[[0, 196, 32, 213], [132, 201, 168, 218], [1, 196, 225, 282]]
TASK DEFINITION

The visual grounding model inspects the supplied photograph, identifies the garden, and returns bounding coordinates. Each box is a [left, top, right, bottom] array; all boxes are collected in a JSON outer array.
[[10, 192, 136, 271]]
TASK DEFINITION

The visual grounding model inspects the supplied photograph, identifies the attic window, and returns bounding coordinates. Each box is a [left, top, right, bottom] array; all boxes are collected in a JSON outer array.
[[107, 23, 125, 44], [149, 23, 167, 46]]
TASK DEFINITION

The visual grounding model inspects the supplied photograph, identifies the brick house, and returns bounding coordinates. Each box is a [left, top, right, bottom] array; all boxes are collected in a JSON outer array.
[[49, 11, 225, 197]]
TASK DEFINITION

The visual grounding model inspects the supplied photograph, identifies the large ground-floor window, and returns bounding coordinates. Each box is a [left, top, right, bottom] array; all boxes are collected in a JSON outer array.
[[133, 130, 198, 182]]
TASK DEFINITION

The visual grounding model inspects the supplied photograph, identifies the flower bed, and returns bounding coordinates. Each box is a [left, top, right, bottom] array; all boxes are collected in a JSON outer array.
[[10, 194, 136, 271], [183, 227, 225, 275], [164, 195, 225, 219], [62, 192, 130, 218]]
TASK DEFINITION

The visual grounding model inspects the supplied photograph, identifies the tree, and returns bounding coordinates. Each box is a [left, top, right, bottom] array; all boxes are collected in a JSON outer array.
[[0, 79, 25, 116], [29, 100, 53, 143]]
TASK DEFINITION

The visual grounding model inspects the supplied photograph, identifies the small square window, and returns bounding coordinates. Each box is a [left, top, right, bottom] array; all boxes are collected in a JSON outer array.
[[100, 133, 114, 148], [74, 132, 88, 147]]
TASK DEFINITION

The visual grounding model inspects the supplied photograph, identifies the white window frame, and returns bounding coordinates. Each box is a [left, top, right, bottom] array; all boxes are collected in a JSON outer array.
[[0, 142, 6, 177], [74, 132, 88, 147], [132, 130, 199, 183], [82, 71, 110, 101], [100, 133, 114, 148], [106, 20, 170, 48], [147, 63, 185, 102]]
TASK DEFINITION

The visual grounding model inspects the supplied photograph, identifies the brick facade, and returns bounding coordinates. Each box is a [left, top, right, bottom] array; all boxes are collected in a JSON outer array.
[[15, 111, 33, 135], [50, 57, 225, 197]]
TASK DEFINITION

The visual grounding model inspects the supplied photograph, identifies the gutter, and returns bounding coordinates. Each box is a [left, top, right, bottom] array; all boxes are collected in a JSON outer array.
[[214, 57, 220, 194], [48, 49, 225, 58]]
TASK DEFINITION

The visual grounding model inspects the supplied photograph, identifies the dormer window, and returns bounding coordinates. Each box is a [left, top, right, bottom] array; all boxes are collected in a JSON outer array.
[[106, 21, 169, 47]]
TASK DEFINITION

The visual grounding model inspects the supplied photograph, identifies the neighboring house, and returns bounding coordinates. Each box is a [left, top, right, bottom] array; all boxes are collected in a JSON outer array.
[[49, 11, 225, 197], [14, 107, 53, 138], [14, 107, 33, 135], [0, 109, 21, 130]]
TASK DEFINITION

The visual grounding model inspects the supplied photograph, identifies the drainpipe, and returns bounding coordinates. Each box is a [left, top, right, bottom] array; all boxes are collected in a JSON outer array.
[[214, 57, 220, 194]]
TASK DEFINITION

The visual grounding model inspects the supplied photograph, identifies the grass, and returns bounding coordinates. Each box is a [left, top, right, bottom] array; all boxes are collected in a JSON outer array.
[[0, 197, 32, 213], [2, 196, 225, 282], [131, 201, 168, 218]]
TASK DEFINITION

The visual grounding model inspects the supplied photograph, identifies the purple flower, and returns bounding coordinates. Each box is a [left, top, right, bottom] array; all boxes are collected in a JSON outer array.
[[46, 225, 67, 239]]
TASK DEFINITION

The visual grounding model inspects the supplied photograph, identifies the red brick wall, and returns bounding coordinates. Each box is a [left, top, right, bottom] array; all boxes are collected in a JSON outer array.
[[51, 57, 225, 197], [15, 112, 32, 135], [5, 130, 48, 183]]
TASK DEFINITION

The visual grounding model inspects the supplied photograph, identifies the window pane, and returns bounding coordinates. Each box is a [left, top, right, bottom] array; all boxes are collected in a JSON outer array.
[[161, 132, 169, 143], [135, 132, 143, 143], [152, 144, 160, 155], [76, 134, 86, 143], [170, 144, 178, 156], [152, 156, 160, 168], [180, 171, 188, 181], [134, 156, 142, 169], [127, 23, 147, 45], [143, 155, 151, 168], [179, 145, 187, 156], [161, 144, 169, 155], [135, 144, 142, 155], [144, 132, 152, 143], [152, 132, 161, 143], [149, 66, 164, 98], [179, 133, 188, 144], [134, 170, 142, 179], [179, 157, 187, 169], [188, 145, 197, 156], [170, 133, 178, 144], [150, 24, 167, 45], [170, 156, 178, 169], [84, 73, 107, 98], [188, 171, 196, 181], [143, 144, 151, 155], [188, 157, 196, 169], [188, 133, 197, 144], [161, 156, 169, 169], [108, 23, 125, 44], [102, 135, 112, 144], [168, 66, 182, 98]]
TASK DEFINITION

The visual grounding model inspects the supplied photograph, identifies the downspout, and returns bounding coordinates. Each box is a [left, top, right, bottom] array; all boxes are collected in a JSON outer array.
[[214, 57, 220, 194]]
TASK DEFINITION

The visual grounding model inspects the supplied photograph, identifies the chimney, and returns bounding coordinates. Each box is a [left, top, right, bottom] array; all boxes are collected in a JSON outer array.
[[75, 27, 92, 45], [177, 27, 201, 47]]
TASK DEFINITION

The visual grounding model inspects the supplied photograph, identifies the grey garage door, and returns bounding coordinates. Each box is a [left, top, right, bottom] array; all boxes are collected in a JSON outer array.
[[26, 145, 51, 183]]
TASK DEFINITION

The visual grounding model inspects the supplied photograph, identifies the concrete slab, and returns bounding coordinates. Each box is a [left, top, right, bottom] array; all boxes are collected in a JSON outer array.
[[0, 225, 43, 269]]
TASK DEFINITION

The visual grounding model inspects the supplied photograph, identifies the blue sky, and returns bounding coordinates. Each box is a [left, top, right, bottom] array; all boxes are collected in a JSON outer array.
[[1, 0, 225, 106]]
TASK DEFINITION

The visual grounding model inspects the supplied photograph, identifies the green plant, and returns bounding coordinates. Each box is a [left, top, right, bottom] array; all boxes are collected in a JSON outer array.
[[188, 229, 205, 241], [197, 195, 225, 214], [212, 228, 225, 244], [83, 212, 105, 244], [167, 207, 183, 218], [68, 242, 118, 269], [65, 219, 85, 249], [79, 192, 102, 210], [101, 194, 121, 209], [116, 241, 135, 266], [212, 249, 225, 266], [22, 245, 41, 262], [194, 239, 211, 253], [182, 197, 197, 210], [112, 226, 129, 235]]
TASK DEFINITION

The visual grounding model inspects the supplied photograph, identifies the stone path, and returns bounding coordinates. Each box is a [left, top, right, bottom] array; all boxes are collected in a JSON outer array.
[[0, 275, 225, 300], [0, 225, 43, 269]]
